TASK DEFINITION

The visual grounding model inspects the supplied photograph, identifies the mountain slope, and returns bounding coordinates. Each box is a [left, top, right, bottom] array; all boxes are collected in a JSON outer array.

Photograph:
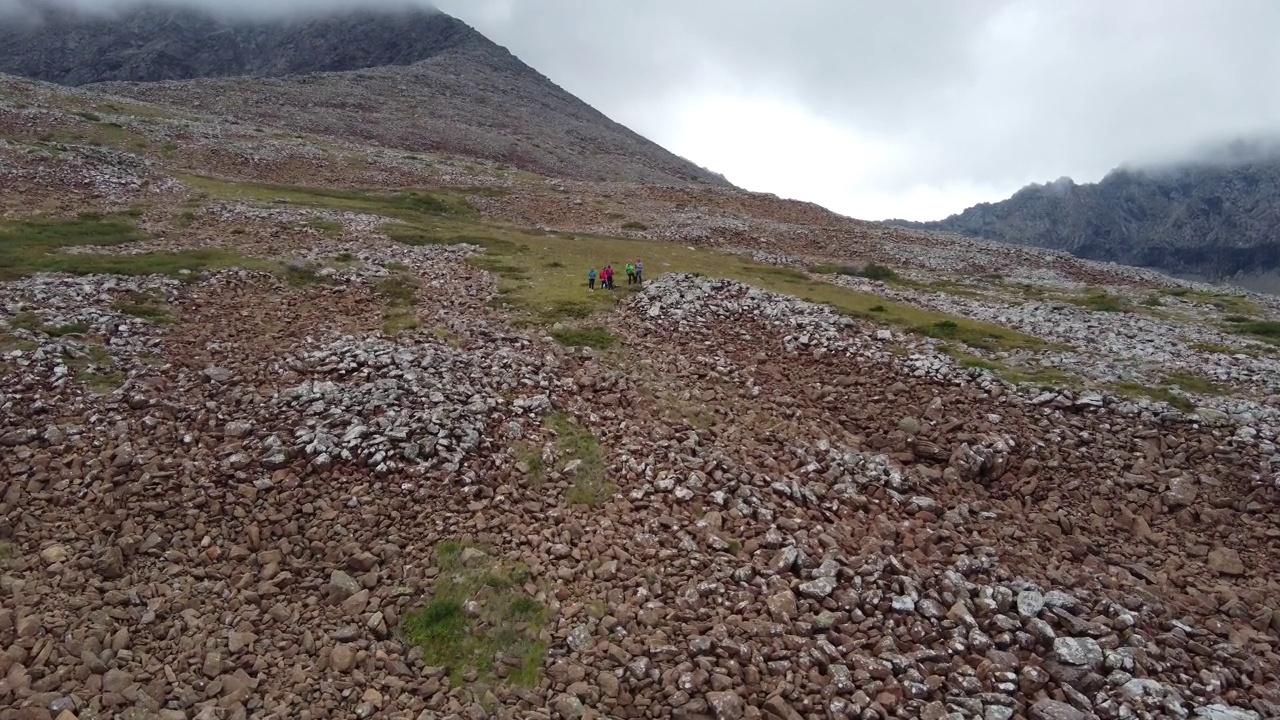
[[892, 156, 1280, 278], [0, 3, 485, 84], [0, 2, 730, 186]]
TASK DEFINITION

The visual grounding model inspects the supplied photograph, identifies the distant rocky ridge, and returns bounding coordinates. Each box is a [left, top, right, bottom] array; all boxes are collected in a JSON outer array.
[[0, 1, 730, 186], [891, 150, 1280, 280]]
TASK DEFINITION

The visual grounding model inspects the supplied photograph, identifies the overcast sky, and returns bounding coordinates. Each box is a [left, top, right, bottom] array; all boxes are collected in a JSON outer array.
[[9, 0, 1280, 220], [424, 0, 1280, 221]]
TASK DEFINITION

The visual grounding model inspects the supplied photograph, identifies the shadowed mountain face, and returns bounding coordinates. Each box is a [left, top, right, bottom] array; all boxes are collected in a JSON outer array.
[[0, 3, 485, 84], [891, 154, 1280, 279], [0, 2, 731, 186]]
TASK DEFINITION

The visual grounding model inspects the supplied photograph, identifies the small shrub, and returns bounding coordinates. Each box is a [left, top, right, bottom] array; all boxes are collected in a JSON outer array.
[[306, 217, 342, 234], [400, 540, 548, 687], [74, 111, 102, 122], [926, 320, 960, 338], [1230, 320, 1280, 341], [9, 312, 89, 336], [377, 269, 421, 335], [621, 221, 648, 231], [281, 264, 329, 288], [868, 304, 887, 313], [1163, 372, 1222, 395], [1073, 289, 1130, 313], [547, 412, 613, 508], [113, 292, 172, 323], [858, 264, 899, 282], [1111, 381, 1195, 413], [550, 327, 615, 350], [1190, 341, 1251, 356]]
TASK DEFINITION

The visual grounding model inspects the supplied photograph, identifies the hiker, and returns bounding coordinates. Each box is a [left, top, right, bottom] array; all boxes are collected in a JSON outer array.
[[625, 261, 636, 285], [606, 265, 615, 290], [587, 267, 597, 291], [635, 259, 643, 284]]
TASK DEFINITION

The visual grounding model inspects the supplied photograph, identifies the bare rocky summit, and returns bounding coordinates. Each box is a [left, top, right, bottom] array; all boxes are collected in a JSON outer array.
[[1, 14, 1279, 720]]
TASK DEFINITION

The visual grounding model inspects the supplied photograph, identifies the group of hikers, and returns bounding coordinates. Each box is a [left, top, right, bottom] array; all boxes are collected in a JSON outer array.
[[587, 260, 643, 290]]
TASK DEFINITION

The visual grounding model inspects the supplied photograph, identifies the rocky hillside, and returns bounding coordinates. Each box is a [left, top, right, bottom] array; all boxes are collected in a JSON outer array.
[[0, 2, 728, 186], [0, 3, 482, 84], [892, 154, 1280, 279], [2, 40, 1280, 720]]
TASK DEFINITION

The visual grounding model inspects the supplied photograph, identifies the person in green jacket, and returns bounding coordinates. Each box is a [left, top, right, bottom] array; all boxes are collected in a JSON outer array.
[[625, 262, 636, 285]]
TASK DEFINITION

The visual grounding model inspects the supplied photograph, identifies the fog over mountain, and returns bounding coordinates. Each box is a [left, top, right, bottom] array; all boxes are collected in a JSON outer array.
[[890, 137, 1280, 280]]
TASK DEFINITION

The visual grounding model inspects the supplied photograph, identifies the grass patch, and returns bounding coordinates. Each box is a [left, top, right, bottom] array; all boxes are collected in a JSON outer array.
[[0, 330, 37, 353], [1227, 319, 1280, 344], [545, 412, 612, 507], [811, 262, 900, 283], [513, 442, 545, 486], [550, 326, 615, 350], [178, 174, 474, 222], [1163, 371, 1223, 395], [1189, 341, 1263, 357], [306, 217, 343, 235], [914, 319, 1011, 351], [858, 263, 900, 282], [938, 344, 1000, 371], [400, 541, 547, 687], [621, 221, 648, 231], [112, 291, 173, 323], [377, 267, 422, 335], [1070, 288, 1131, 313], [8, 312, 90, 337], [1110, 381, 1195, 413], [0, 215, 278, 280], [0, 215, 148, 279], [1164, 288, 1263, 316], [80, 369, 125, 394], [168, 176, 1046, 351], [280, 263, 335, 288]]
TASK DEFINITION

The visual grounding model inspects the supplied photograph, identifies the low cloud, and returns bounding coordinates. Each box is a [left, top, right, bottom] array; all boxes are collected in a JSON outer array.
[[0, 0, 436, 20], [434, 0, 1280, 219]]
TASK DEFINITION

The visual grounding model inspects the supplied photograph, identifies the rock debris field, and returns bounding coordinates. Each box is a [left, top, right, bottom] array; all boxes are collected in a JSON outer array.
[[2, 76, 1280, 720]]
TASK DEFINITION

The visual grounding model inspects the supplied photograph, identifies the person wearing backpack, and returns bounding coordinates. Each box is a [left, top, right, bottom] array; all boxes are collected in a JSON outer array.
[[587, 267, 597, 291]]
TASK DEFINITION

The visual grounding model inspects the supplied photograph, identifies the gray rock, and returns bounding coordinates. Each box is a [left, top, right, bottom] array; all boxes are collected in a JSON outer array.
[[1029, 699, 1087, 720], [1207, 547, 1245, 576], [766, 591, 798, 620], [706, 690, 745, 720], [1053, 637, 1104, 670], [567, 624, 593, 653], [1017, 589, 1045, 618], [328, 570, 361, 598], [1193, 706, 1261, 720], [1164, 475, 1198, 507], [203, 366, 233, 383], [797, 576, 837, 599]]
